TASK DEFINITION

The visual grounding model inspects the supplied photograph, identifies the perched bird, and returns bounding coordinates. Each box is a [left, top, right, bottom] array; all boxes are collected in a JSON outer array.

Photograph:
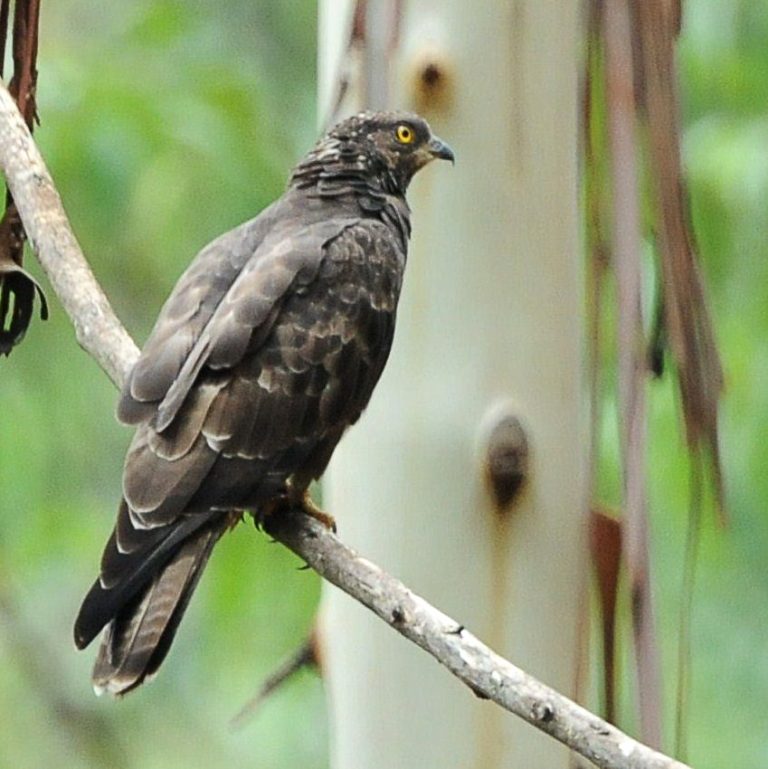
[[74, 111, 453, 695]]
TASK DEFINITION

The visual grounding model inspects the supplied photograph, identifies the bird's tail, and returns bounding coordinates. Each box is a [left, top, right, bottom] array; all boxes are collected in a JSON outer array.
[[91, 525, 222, 696]]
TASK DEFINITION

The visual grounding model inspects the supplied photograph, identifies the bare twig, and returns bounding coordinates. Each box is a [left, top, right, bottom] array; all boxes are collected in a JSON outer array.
[[231, 633, 318, 729], [0, 77, 692, 769]]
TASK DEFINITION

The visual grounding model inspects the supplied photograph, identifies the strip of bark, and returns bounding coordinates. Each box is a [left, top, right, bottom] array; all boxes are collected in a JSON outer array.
[[603, 0, 663, 748]]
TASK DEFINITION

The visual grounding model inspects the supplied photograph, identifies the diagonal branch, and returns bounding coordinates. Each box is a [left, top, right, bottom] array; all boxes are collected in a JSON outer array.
[[268, 512, 689, 769], [0, 79, 138, 383], [0, 77, 691, 769]]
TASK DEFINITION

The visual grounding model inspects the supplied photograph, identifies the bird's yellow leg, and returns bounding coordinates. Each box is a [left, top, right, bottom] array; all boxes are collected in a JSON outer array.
[[254, 489, 336, 532], [298, 490, 337, 533]]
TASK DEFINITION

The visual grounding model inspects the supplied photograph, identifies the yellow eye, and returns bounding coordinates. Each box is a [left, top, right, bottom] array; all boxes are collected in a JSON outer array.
[[396, 124, 415, 144]]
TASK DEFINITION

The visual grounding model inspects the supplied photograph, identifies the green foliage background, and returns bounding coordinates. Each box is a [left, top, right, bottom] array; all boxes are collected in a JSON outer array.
[[0, 2, 766, 767]]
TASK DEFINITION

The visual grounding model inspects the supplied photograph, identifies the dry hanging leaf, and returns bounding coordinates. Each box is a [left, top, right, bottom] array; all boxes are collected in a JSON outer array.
[[590, 508, 623, 724], [633, 0, 725, 518], [0, 0, 45, 357]]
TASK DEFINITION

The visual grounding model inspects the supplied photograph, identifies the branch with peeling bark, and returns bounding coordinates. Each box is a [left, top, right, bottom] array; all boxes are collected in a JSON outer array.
[[0, 80, 138, 382], [0, 78, 691, 769]]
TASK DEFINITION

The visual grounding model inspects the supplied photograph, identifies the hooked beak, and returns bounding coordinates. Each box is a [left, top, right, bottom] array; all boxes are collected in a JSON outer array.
[[428, 136, 455, 164]]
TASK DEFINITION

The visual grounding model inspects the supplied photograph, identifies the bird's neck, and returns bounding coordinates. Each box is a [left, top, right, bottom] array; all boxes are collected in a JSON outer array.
[[290, 141, 406, 199], [288, 140, 413, 250]]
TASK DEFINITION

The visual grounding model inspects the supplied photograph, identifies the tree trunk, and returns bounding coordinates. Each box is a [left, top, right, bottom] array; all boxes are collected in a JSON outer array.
[[319, 2, 586, 767]]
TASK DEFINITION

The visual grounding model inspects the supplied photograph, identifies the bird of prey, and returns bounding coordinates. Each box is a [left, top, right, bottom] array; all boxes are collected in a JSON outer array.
[[74, 111, 454, 695]]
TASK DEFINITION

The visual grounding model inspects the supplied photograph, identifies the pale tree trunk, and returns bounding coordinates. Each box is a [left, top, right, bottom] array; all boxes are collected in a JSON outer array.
[[319, 2, 586, 767]]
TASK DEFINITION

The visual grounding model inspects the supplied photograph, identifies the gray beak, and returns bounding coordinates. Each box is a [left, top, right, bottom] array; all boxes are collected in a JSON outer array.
[[428, 136, 455, 164]]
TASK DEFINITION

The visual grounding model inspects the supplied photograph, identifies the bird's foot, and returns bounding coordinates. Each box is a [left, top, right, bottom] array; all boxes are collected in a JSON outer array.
[[253, 498, 283, 530], [253, 492, 336, 533], [298, 492, 337, 533]]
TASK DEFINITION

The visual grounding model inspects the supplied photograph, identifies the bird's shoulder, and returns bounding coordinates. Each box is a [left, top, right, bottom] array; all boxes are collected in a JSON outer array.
[[117, 189, 366, 428]]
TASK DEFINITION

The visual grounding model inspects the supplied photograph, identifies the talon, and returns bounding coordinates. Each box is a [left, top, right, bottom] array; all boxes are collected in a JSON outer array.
[[253, 497, 285, 530], [300, 491, 337, 532]]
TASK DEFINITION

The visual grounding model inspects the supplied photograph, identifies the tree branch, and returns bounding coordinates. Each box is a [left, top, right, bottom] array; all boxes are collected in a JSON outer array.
[[0, 79, 138, 383], [0, 77, 692, 769], [267, 512, 689, 769]]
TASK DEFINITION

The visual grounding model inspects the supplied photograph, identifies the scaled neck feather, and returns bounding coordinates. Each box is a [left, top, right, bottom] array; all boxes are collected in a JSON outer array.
[[290, 136, 412, 246], [290, 136, 404, 199]]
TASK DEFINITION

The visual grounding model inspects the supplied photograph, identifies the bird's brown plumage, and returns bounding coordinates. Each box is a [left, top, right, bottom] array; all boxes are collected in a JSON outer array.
[[74, 111, 453, 694]]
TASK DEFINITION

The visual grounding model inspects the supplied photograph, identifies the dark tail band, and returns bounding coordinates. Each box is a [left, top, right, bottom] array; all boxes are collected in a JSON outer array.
[[88, 524, 223, 696]]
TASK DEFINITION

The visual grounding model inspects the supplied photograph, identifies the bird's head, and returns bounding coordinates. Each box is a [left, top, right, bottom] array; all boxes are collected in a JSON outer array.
[[293, 111, 454, 196]]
